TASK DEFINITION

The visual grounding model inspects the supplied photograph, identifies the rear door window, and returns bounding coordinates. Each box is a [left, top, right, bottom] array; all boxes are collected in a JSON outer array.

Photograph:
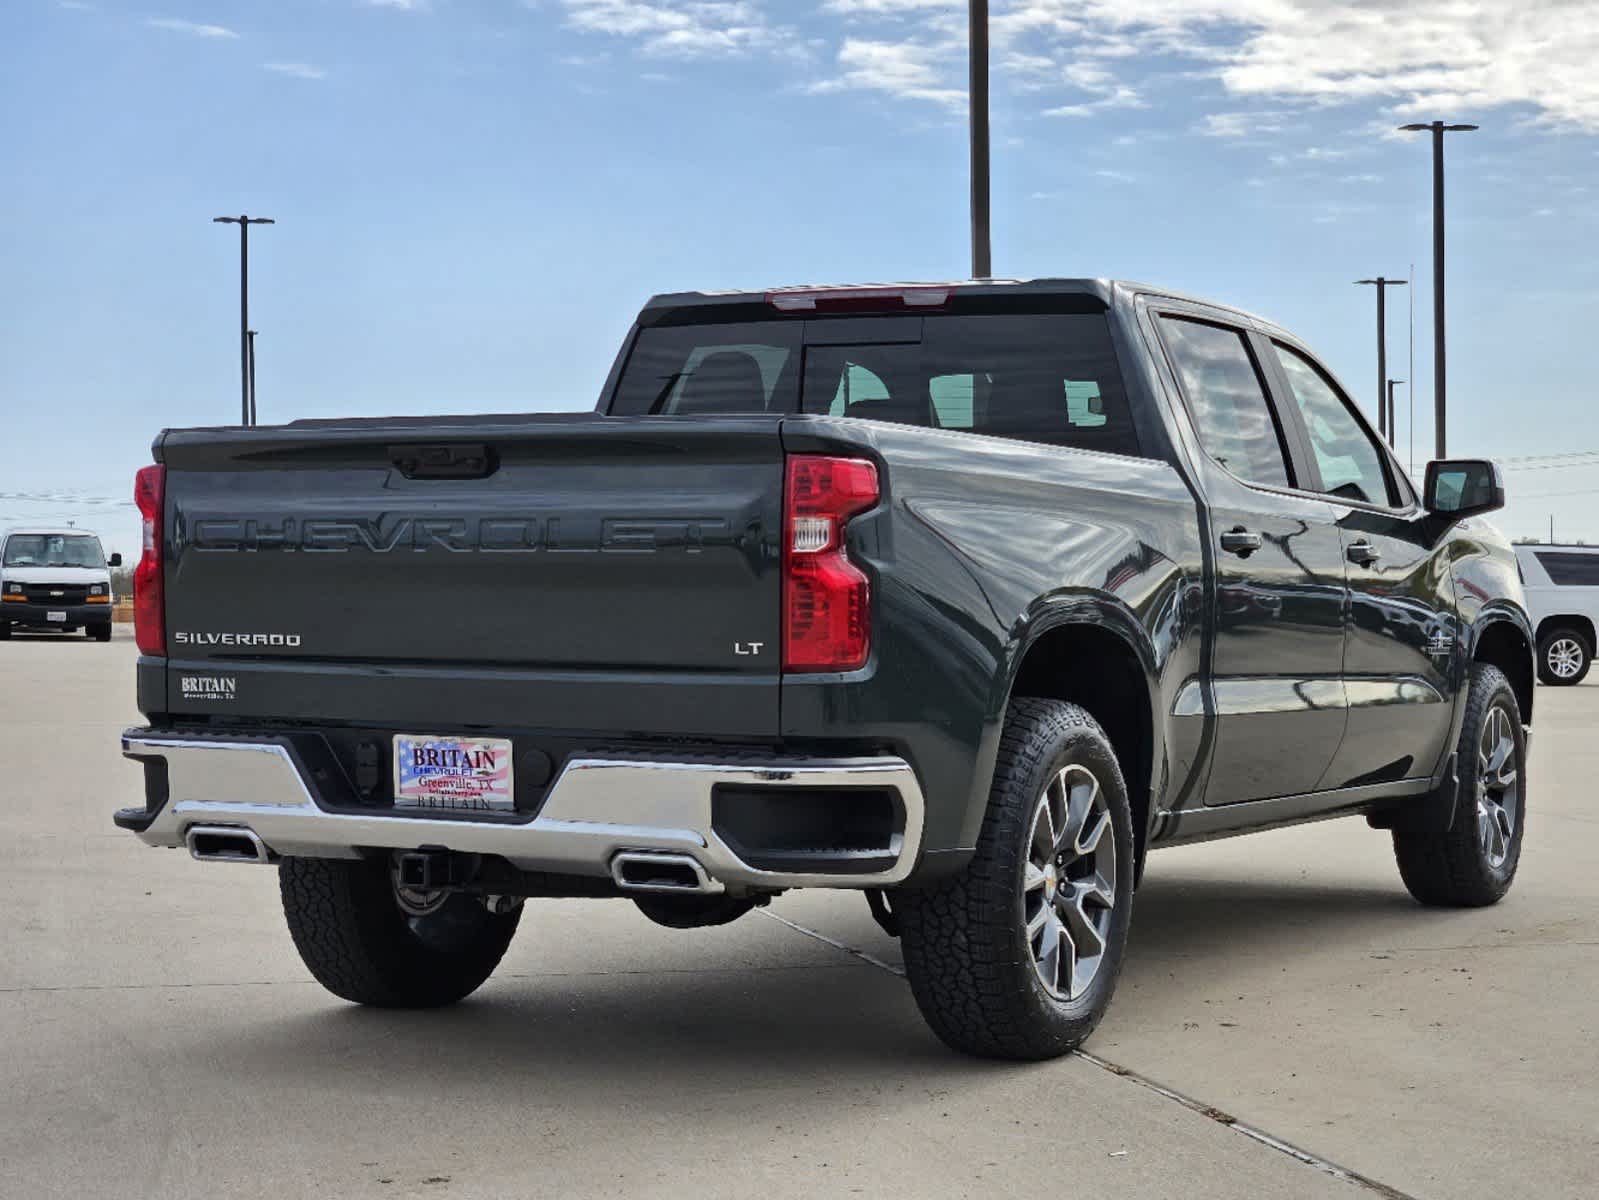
[[1158, 317, 1292, 489]]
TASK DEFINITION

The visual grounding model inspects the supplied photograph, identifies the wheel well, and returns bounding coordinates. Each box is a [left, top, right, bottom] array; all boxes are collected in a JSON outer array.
[[1474, 621, 1534, 724], [1535, 614, 1596, 653], [1010, 624, 1154, 873]]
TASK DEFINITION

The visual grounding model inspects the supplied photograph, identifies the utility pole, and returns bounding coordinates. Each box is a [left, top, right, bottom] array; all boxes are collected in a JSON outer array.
[[1386, 379, 1405, 449], [968, 0, 991, 279], [1399, 121, 1477, 459], [1356, 278, 1407, 439], [212, 214, 275, 426]]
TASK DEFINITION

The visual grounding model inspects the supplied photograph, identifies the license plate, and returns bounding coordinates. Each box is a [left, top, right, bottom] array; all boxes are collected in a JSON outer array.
[[393, 735, 514, 812], [47, 611, 66, 622]]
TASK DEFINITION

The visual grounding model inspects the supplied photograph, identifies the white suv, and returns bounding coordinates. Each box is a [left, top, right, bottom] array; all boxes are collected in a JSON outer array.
[[1516, 544, 1599, 686]]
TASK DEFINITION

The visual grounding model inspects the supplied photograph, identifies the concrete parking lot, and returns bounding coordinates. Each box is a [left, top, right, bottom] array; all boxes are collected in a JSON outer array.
[[2, 630, 1594, 1199]]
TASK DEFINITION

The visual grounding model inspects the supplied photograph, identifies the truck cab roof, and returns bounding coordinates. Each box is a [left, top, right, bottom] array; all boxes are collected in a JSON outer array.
[[639, 278, 1280, 331]]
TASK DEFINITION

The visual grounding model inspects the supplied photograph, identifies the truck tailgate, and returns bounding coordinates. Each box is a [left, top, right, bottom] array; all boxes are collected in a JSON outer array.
[[157, 414, 784, 737]]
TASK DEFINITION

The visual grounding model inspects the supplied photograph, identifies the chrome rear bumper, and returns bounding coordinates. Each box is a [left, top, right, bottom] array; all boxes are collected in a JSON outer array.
[[119, 732, 925, 892]]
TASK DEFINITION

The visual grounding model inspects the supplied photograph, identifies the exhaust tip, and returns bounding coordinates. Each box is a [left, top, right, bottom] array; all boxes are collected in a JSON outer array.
[[186, 825, 271, 864], [611, 851, 717, 894]]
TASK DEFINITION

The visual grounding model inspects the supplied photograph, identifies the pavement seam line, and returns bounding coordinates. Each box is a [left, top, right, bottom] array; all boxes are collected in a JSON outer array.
[[764, 908, 1419, 1200], [760, 909, 907, 977]]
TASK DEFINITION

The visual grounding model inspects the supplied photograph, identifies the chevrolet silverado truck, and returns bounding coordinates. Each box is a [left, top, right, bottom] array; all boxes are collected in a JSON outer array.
[[116, 280, 1534, 1060]]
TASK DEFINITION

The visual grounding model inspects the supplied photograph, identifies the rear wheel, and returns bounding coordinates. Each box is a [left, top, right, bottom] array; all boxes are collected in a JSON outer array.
[[279, 855, 521, 1007], [0, 621, 9, 640], [91, 624, 112, 642], [1393, 664, 1526, 907], [898, 698, 1134, 1060], [1536, 627, 1590, 686]]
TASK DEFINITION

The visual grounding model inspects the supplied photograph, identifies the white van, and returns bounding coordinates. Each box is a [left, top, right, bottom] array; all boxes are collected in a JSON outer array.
[[0, 528, 121, 642], [1516, 544, 1599, 685]]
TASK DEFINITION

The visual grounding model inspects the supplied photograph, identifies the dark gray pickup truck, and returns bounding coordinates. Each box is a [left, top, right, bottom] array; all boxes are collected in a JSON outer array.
[[118, 280, 1534, 1059]]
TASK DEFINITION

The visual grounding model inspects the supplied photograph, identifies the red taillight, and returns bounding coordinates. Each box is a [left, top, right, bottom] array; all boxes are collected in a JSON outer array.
[[133, 464, 165, 656], [783, 455, 879, 673]]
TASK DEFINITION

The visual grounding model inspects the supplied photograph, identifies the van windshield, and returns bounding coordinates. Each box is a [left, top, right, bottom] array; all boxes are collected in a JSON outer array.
[[3, 534, 106, 569]]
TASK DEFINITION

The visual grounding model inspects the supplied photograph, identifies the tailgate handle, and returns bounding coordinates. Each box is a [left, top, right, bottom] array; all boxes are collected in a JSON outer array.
[[389, 443, 498, 480]]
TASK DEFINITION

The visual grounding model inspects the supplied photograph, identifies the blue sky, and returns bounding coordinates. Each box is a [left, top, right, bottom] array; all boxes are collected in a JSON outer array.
[[3, 0, 1598, 557]]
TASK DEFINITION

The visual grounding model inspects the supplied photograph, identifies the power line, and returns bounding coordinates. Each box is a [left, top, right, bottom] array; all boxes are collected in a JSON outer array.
[[1498, 459, 1599, 472], [1495, 450, 1599, 465], [1515, 486, 1599, 500]]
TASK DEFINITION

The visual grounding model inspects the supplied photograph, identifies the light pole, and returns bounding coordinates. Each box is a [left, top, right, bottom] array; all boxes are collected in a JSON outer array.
[[1386, 379, 1405, 449], [1398, 121, 1476, 459], [969, 0, 990, 279], [212, 214, 275, 426], [1356, 277, 1407, 440], [247, 330, 258, 426]]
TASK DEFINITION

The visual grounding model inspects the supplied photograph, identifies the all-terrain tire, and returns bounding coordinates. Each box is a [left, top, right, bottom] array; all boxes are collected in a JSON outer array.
[[897, 698, 1135, 1060], [1393, 664, 1526, 907], [279, 855, 521, 1007], [1536, 626, 1591, 686]]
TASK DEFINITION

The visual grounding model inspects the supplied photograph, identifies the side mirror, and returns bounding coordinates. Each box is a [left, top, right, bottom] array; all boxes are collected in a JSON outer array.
[[1424, 459, 1504, 519], [107, 553, 123, 567]]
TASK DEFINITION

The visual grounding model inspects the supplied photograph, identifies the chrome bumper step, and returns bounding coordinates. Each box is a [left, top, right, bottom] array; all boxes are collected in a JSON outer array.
[[120, 731, 926, 892]]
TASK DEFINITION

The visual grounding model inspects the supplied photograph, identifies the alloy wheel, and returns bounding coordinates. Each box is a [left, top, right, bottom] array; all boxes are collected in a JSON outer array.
[[1024, 763, 1117, 1001], [1546, 638, 1584, 680], [1476, 705, 1520, 870]]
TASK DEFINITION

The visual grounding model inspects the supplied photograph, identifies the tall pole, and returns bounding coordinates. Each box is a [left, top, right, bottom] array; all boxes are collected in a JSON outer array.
[[247, 330, 258, 426], [1356, 277, 1406, 438], [1400, 121, 1476, 459], [1408, 261, 1415, 476], [1377, 284, 1386, 438], [241, 222, 249, 423], [968, 0, 991, 279], [1386, 379, 1405, 449], [212, 215, 275, 426], [1431, 125, 1444, 458]]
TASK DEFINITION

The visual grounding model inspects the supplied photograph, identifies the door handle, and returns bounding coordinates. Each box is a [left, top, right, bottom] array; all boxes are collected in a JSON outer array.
[[1347, 540, 1382, 567], [1219, 527, 1262, 557]]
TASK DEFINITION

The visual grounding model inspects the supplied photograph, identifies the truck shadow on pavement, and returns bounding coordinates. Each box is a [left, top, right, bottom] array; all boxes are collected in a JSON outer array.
[[1126, 872, 1434, 964], [214, 960, 995, 1104], [200, 870, 1481, 1092]]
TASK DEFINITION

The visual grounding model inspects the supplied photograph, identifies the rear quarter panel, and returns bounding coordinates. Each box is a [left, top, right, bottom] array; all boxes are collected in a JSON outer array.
[[778, 416, 1205, 861]]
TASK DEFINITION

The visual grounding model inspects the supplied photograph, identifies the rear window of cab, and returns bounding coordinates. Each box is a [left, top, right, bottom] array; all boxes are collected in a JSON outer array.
[[608, 311, 1140, 457]]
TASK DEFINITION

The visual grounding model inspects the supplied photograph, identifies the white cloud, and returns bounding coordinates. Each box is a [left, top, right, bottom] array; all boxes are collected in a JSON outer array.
[[809, 37, 966, 108], [811, 1, 1599, 133], [823, 0, 962, 11], [1044, 85, 1143, 117], [364, 0, 427, 9], [145, 17, 238, 39], [1197, 110, 1291, 139], [1338, 173, 1383, 184], [562, 1, 790, 57], [1095, 167, 1135, 182], [264, 62, 327, 80]]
